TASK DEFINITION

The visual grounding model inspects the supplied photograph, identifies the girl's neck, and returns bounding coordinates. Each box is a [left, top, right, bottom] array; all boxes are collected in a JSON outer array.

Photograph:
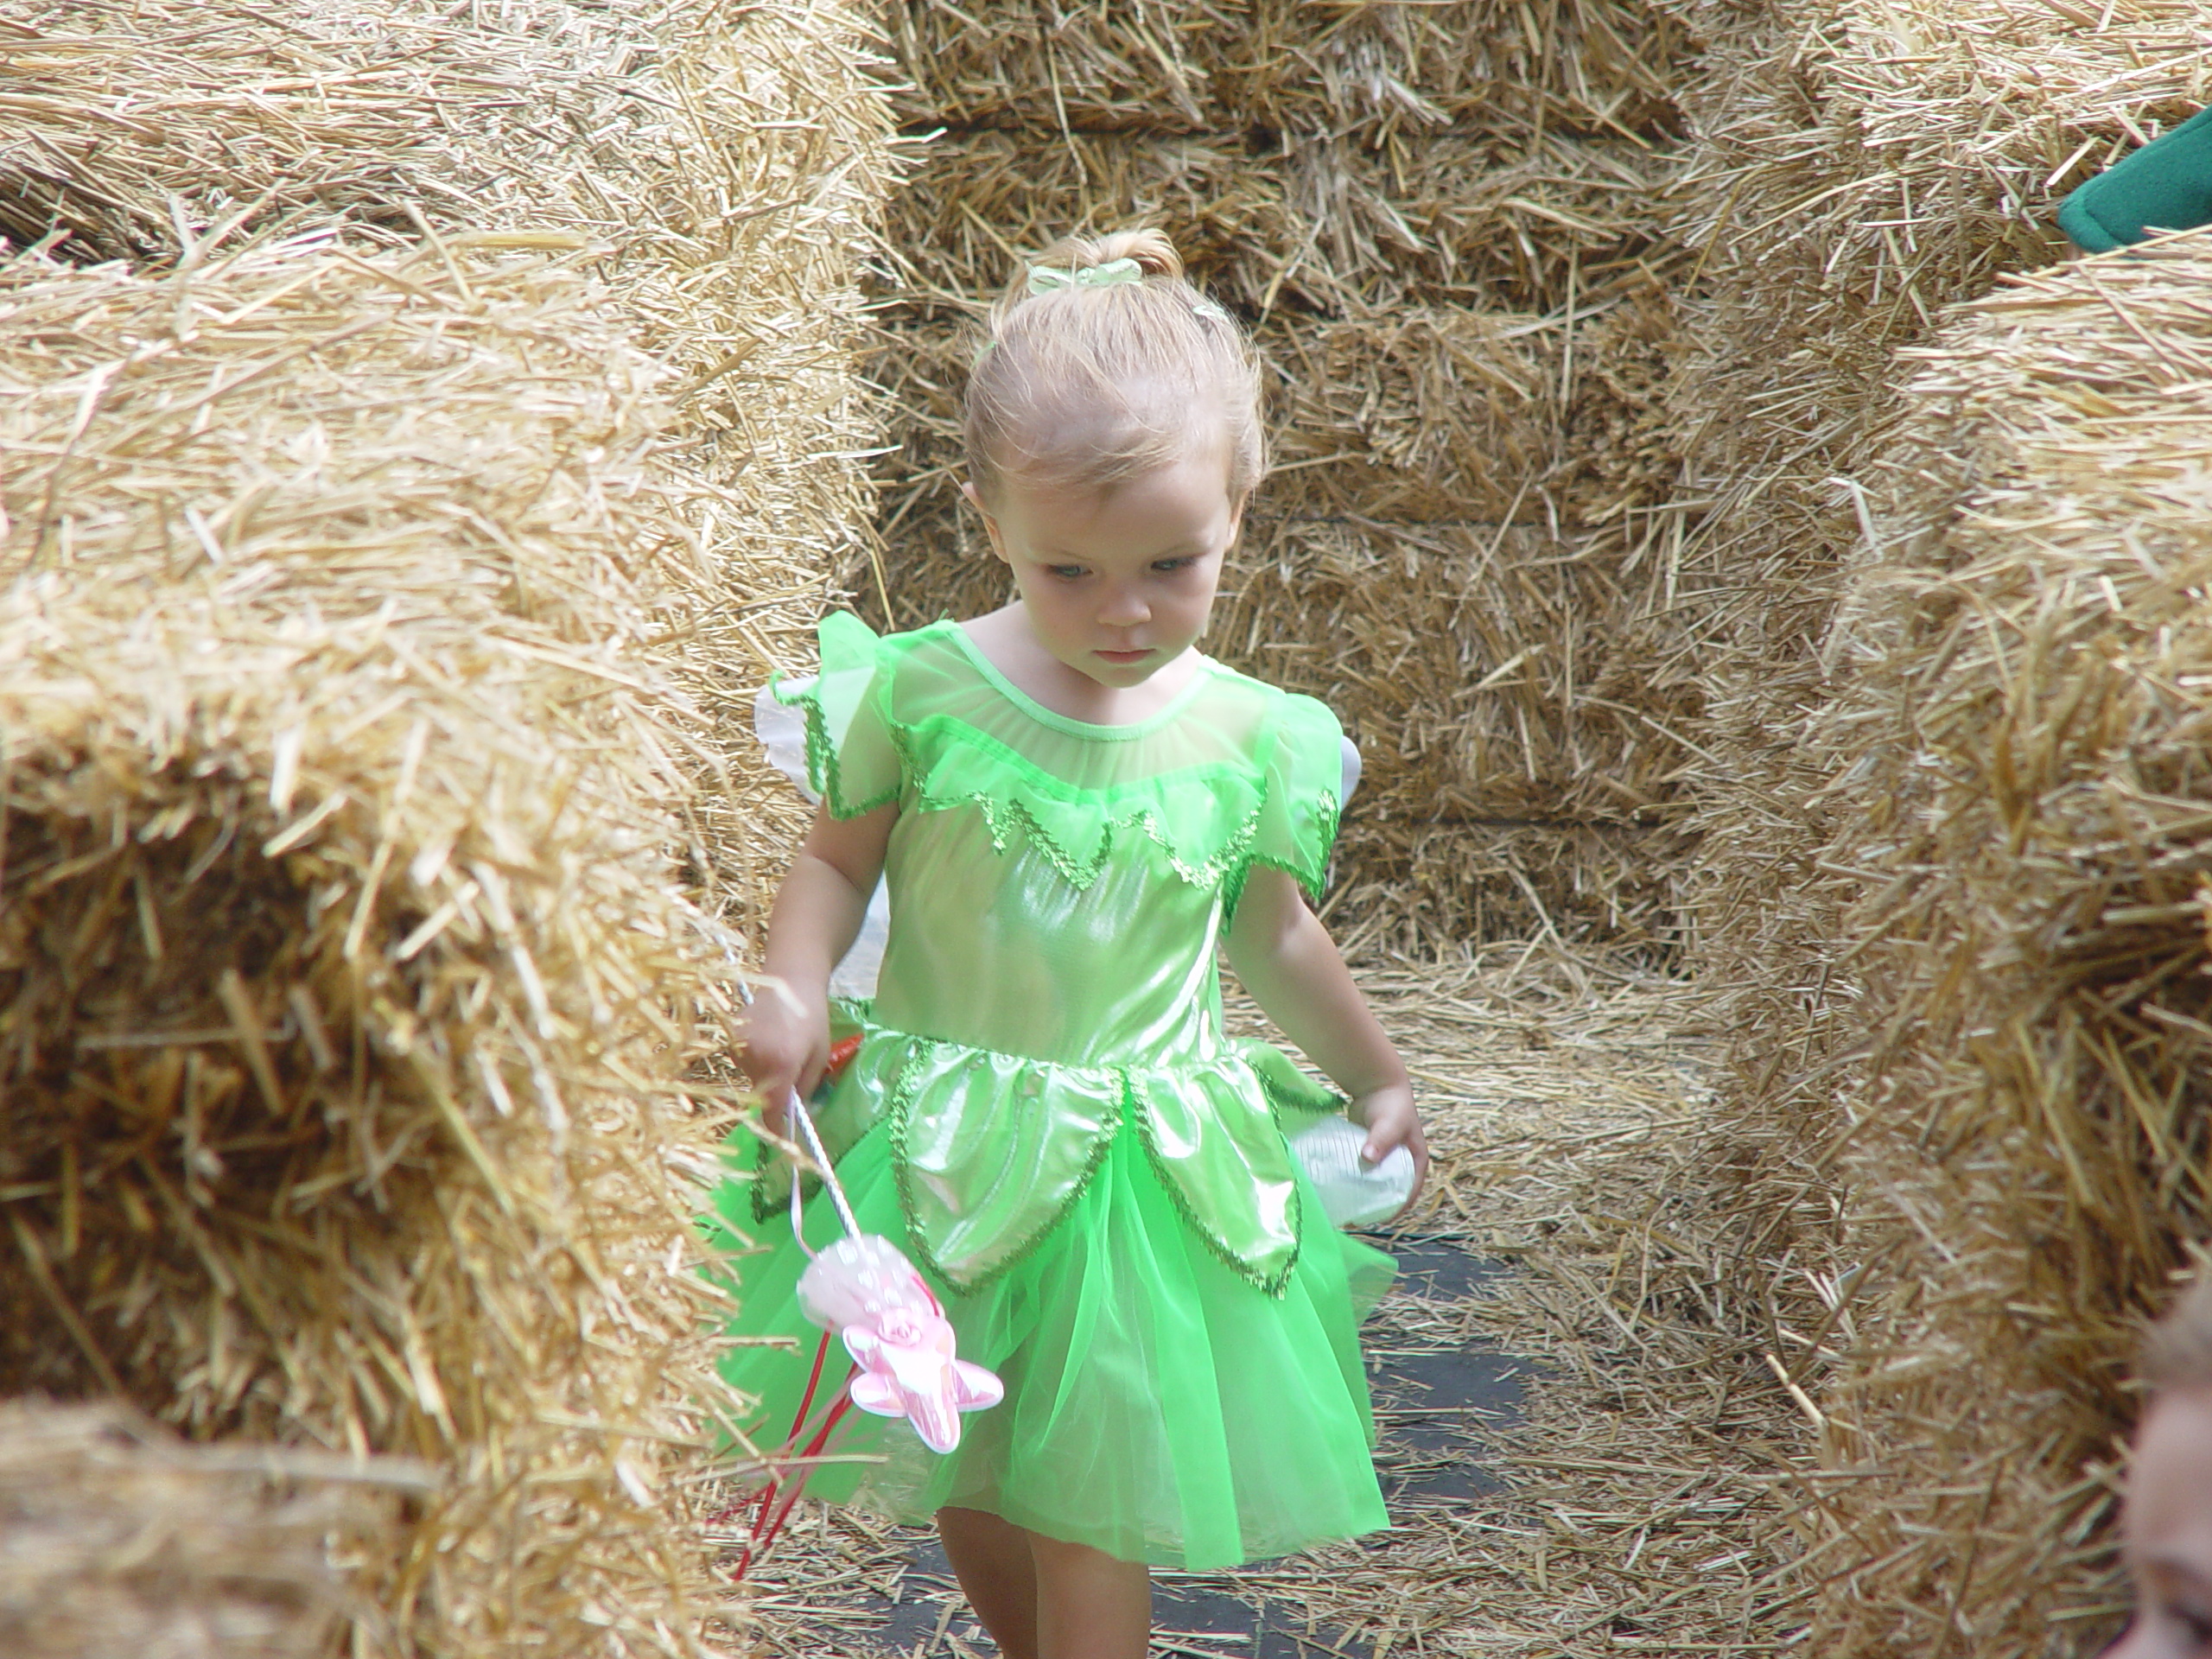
[[960, 606, 1202, 727]]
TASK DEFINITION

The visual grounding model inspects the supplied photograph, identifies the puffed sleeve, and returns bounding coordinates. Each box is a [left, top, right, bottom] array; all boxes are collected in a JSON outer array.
[[771, 611, 904, 817], [1243, 691, 1345, 906]]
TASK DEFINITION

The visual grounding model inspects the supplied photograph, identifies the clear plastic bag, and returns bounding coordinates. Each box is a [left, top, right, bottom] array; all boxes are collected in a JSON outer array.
[[1287, 1114, 1416, 1230]]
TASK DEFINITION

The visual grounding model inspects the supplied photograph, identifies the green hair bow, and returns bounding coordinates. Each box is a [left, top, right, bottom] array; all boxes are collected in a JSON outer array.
[[1026, 257, 1143, 296]]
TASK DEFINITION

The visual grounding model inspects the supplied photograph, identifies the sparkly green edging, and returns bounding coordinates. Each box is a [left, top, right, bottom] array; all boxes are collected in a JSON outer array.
[[744, 1113, 893, 1227], [964, 789, 1263, 893], [778, 635, 1341, 896], [891, 715, 1273, 894], [752, 1025, 1312, 1300], [775, 670, 903, 823], [1126, 1065, 1302, 1300], [887, 1040, 1125, 1299], [1247, 1051, 1349, 1125], [1224, 787, 1340, 917]]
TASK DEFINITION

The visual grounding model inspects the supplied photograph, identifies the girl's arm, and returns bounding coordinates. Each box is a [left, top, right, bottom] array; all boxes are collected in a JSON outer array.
[[1226, 866, 1428, 1192], [745, 800, 896, 1130]]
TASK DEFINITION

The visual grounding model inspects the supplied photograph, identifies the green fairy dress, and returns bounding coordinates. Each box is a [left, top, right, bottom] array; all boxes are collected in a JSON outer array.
[[705, 613, 1395, 1570]]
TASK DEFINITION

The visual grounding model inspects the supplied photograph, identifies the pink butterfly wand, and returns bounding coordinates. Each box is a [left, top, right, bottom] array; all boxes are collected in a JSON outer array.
[[726, 1043, 1001, 1576]]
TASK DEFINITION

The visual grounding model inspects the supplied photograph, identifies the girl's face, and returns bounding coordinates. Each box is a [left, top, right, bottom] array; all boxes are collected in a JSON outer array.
[[2107, 1389, 2212, 1659], [965, 448, 1243, 690]]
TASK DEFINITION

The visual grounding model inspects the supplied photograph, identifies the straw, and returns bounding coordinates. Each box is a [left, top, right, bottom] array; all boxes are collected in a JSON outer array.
[[1666, 0, 2212, 1011], [882, 0, 1686, 145], [0, 1399, 424, 1659], [3, 0, 899, 938], [0, 227, 786, 1656], [1696, 227, 2212, 1656]]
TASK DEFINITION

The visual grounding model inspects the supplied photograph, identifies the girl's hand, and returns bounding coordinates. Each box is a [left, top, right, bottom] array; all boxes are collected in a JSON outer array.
[[1354, 1082, 1429, 1207], [741, 976, 828, 1137]]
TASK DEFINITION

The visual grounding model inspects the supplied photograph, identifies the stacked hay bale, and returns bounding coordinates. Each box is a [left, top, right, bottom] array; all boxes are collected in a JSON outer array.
[[0, 1400, 419, 1659], [3, 0, 895, 925], [861, 0, 1699, 952], [0, 232, 754, 1656], [1660, 5, 2212, 1642], [1753, 227, 2212, 1654], [1, 0, 893, 1649], [1664, 0, 2212, 1203]]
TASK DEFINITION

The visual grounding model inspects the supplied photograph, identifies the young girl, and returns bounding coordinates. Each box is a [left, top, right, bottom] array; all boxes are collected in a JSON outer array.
[[712, 228, 1427, 1659], [2106, 1274, 2212, 1658]]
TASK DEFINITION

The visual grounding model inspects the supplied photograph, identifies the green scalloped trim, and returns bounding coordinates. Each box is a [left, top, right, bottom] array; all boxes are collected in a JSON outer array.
[[953, 783, 1266, 893], [887, 1041, 1126, 1298], [774, 670, 902, 823], [888, 711, 1281, 894], [776, 642, 1341, 899], [747, 1121, 781, 1225], [1126, 1066, 1302, 1300], [1224, 788, 1340, 916], [746, 1113, 893, 1228], [1248, 1051, 1350, 1124], [748, 1020, 1317, 1300]]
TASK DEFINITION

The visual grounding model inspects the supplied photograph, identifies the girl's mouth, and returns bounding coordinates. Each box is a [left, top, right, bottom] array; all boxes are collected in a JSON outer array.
[[1095, 648, 1152, 664]]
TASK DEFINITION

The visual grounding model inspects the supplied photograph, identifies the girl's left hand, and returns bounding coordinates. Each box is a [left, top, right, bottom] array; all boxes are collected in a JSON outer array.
[[1353, 1083, 1429, 1207]]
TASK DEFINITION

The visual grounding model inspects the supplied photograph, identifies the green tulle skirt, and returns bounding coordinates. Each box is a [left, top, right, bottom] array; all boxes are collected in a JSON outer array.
[[705, 1115, 1395, 1569]]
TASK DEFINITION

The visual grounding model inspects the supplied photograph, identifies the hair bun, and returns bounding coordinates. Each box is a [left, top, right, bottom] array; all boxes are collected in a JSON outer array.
[[1027, 228, 1184, 284]]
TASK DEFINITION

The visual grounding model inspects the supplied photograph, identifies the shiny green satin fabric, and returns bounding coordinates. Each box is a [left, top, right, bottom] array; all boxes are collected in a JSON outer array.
[[767, 616, 1349, 1294]]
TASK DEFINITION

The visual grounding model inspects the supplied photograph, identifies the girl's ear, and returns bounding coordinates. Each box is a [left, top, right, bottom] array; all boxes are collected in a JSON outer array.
[[1226, 487, 1251, 548], [961, 480, 1011, 565]]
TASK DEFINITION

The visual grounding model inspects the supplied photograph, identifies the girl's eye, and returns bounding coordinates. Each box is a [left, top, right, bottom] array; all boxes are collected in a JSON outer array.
[[1151, 556, 1197, 574], [1046, 564, 1087, 581]]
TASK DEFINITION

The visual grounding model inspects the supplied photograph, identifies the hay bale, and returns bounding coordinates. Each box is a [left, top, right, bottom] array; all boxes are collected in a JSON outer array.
[[1, 0, 898, 931], [1, 3, 897, 1648], [881, 0, 1683, 143], [879, 126, 1679, 316], [1325, 819, 1685, 959], [0, 1399, 417, 1659], [2, 0, 671, 264], [1216, 516, 1693, 824], [1668, 0, 2212, 978], [0, 238, 750, 1655], [1663, 0, 2212, 1313], [1752, 228, 2212, 1654], [590, 0, 897, 924], [1671, 0, 2212, 480]]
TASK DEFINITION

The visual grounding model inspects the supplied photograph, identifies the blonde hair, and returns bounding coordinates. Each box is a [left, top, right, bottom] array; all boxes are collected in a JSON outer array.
[[2145, 1272, 2212, 1392], [963, 228, 1266, 507]]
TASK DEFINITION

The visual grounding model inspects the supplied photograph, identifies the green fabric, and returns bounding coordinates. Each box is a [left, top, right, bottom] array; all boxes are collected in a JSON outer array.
[[784, 613, 1340, 901], [2059, 105, 2212, 253], [765, 615, 1346, 1292], [705, 1110, 1395, 1570], [750, 1014, 1344, 1297], [709, 614, 1390, 1567]]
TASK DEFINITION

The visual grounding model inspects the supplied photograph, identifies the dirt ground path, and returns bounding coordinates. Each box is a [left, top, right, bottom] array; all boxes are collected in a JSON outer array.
[[727, 950, 1812, 1658]]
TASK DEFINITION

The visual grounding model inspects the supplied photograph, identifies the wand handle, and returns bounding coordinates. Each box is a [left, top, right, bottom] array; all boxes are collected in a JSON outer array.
[[785, 1087, 861, 1242]]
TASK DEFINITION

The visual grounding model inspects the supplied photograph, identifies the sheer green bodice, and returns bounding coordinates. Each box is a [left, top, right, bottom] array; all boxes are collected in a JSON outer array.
[[766, 614, 1347, 1295]]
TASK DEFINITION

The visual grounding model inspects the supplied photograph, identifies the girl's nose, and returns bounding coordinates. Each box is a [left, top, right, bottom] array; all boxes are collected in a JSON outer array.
[[1097, 586, 1150, 627]]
